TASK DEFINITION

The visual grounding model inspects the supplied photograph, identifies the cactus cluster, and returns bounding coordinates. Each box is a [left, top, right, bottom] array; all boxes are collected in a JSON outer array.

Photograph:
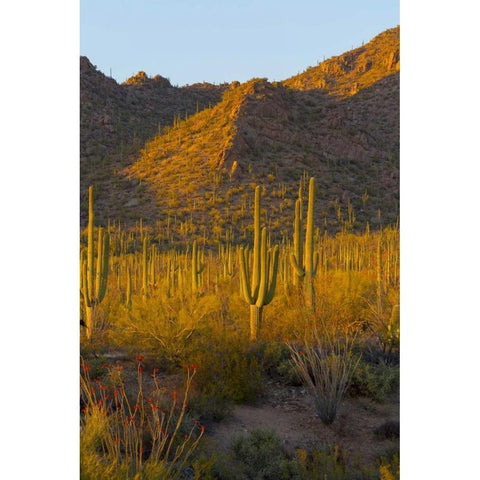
[[80, 176, 398, 350]]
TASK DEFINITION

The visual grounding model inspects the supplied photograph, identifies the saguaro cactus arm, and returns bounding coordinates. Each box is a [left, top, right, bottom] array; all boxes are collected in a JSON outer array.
[[239, 246, 254, 304], [290, 252, 306, 277], [264, 245, 279, 305]]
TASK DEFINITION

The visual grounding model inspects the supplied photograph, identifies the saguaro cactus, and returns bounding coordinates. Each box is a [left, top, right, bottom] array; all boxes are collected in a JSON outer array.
[[191, 240, 205, 293], [142, 236, 148, 300], [290, 177, 319, 310], [81, 186, 110, 340], [291, 188, 303, 287], [125, 266, 132, 309], [238, 186, 279, 340]]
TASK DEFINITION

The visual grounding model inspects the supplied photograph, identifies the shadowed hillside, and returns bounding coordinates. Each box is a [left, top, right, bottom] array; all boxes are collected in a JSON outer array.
[[80, 58, 228, 223]]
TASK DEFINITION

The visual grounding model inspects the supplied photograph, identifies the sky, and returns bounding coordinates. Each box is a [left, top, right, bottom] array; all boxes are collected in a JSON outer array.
[[81, 0, 399, 86]]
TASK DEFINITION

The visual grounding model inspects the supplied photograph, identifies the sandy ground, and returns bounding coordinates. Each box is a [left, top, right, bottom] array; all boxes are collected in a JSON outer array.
[[207, 379, 399, 467]]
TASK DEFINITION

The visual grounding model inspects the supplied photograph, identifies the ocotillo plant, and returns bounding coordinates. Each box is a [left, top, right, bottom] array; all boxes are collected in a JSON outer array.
[[290, 177, 319, 310], [81, 186, 110, 340], [238, 186, 279, 340], [191, 240, 205, 294]]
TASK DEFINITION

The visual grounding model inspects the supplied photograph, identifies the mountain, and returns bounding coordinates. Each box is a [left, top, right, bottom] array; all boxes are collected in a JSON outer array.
[[283, 26, 399, 95], [81, 57, 228, 161], [80, 57, 227, 223], [80, 26, 399, 240]]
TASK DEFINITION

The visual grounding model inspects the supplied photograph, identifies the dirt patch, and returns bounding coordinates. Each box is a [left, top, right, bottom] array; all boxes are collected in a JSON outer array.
[[207, 379, 398, 467]]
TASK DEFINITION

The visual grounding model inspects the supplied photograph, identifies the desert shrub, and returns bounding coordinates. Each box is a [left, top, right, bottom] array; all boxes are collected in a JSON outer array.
[[231, 428, 296, 480], [347, 360, 399, 402], [187, 330, 263, 405], [253, 341, 303, 385], [255, 341, 290, 375], [190, 451, 248, 480], [111, 293, 225, 363], [230, 433, 380, 480], [374, 420, 400, 440], [188, 393, 233, 422], [276, 359, 304, 385], [294, 445, 378, 480]]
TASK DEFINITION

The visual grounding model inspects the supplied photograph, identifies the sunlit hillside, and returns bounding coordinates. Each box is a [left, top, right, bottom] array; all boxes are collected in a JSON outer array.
[[81, 28, 398, 240], [121, 30, 398, 243], [283, 27, 399, 95]]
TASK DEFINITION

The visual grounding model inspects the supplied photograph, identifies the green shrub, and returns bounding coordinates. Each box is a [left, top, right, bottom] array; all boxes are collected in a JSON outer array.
[[231, 428, 296, 480], [347, 360, 399, 402], [275, 359, 303, 386], [252, 341, 303, 384], [231, 432, 380, 480], [256, 341, 291, 375], [188, 393, 233, 422]]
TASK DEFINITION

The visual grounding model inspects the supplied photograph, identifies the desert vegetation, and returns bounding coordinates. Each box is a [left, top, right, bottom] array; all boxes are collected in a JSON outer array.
[[80, 176, 399, 479], [79, 24, 400, 480]]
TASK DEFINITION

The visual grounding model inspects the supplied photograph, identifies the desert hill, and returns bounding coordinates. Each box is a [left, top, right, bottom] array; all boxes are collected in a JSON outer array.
[[80, 57, 228, 224], [283, 26, 399, 95], [81, 26, 399, 241]]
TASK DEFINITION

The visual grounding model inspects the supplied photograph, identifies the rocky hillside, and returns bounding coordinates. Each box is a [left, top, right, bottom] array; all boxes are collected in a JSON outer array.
[[283, 26, 399, 95], [81, 57, 227, 160], [80, 57, 228, 224], [81, 27, 399, 241]]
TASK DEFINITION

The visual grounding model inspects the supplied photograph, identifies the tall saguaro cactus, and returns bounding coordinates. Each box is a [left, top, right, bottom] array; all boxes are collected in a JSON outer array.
[[290, 177, 319, 310], [238, 186, 279, 340], [292, 189, 303, 287], [191, 240, 205, 294], [81, 186, 110, 340]]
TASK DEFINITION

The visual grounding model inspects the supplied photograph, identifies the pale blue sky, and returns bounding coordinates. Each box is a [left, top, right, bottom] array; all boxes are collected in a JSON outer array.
[[81, 0, 399, 85]]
